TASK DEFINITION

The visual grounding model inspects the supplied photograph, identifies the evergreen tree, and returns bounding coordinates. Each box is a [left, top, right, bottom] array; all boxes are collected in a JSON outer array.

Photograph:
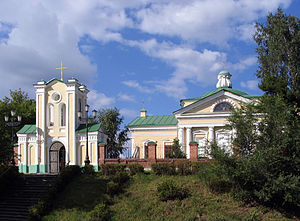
[[169, 138, 186, 159]]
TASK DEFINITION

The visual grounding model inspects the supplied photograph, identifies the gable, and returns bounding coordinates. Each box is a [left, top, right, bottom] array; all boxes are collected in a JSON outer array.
[[174, 89, 254, 116]]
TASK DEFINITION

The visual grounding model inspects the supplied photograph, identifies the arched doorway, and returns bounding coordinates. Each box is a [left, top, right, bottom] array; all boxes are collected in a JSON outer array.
[[49, 142, 65, 173]]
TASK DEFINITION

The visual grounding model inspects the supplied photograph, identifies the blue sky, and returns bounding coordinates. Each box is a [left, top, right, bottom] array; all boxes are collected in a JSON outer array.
[[0, 0, 299, 126]]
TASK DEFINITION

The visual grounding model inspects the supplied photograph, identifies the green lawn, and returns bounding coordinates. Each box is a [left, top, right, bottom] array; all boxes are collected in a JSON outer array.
[[42, 172, 296, 221]]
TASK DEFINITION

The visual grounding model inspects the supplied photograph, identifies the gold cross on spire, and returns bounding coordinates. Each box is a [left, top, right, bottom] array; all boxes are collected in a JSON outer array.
[[56, 61, 68, 81]]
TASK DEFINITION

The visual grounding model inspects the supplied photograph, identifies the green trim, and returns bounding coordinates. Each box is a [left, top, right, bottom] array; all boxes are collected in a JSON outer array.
[[17, 124, 36, 134], [189, 141, 198, 145], [148, 141, 156, 145], [218, 70, 231, 76], [98, 142, 105, 145], [93, 165, 99, 172], [76, 123, 101, 132], [128, 115, 178, 127], [178, 87, 260, 111], [18, 164, 46, 173]]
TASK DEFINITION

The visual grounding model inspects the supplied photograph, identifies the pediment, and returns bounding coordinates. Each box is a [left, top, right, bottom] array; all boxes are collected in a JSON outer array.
[[174, 90, 251, 116]]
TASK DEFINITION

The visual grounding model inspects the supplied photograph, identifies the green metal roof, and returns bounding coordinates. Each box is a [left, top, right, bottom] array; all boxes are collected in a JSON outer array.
[[76, 123, 101, 132], [128, 115, 178, 127], [218, 70, 231, 76], [17, 125, 36, 134], [180, 87, 258, 104]]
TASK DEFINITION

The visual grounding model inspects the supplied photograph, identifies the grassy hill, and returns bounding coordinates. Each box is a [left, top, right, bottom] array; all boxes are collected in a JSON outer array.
[[42, 172, 295, 221]]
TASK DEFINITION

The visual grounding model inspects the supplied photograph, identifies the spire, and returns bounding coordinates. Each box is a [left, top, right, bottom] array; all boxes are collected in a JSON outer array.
[[216, 70, 232, 88], [140, 99, 147, 117]]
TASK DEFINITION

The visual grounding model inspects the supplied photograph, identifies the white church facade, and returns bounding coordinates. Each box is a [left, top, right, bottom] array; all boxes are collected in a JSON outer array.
[[16, 76, 106, 174], [128, 70, 259, 159]]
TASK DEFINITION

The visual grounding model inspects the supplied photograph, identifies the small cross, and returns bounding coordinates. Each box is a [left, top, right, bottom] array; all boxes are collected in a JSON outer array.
[[142, 99, 144, 109], [56, 61, 68, 81]]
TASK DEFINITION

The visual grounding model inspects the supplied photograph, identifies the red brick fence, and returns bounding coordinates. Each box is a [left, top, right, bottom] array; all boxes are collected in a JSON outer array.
[[98, 142, 211, 169]]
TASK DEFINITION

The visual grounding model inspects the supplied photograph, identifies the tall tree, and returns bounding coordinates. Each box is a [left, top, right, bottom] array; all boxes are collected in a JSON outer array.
[[214, 9, 300, 209], [97, 108, 129, 158], [254, 8, 300, 110], [0, 89, 35, 164]]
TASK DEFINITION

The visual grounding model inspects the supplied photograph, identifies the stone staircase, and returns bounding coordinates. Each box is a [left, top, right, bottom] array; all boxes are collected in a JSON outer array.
[[0, 174, 57, 221]]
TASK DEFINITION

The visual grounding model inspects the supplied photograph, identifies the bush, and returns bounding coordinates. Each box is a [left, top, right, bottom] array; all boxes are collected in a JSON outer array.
[[198, 161, 232, 194], [176, 161, 191, 175], [100, 164, 126, 176], [106, 181, 120, 196], [151, 163, 176, 176], [111, 171, 130, 185], [88, 203, 109, 221], [191, 161, 211, 175], [82, 165, 95, 175], [128, 164, 144, 176], [157, 179, 189, 201]]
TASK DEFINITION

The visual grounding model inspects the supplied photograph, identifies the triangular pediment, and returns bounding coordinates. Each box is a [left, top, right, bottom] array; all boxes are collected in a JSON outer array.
[[174, 89, 252, 116]]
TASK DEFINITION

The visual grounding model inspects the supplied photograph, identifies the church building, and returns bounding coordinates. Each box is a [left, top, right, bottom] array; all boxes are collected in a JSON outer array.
[[128, 70, 259, 159], [16, 68, 106, 174]]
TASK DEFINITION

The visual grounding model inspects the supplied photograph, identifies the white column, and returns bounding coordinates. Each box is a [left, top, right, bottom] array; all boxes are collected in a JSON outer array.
[[89, 141, 92, 164], [95, 141, 99, 166], [208, 127, 214, 143], [232, 128, 237, 139], [186, 128, 192, 159], [24, 143, 28, 166], [178, 127, 184, 152]]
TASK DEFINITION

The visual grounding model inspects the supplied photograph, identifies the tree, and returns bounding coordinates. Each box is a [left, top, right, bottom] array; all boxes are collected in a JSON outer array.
[[213, 9, 300, 210], [97, 108, 129, 158], [169, 138, 186, 158], [0, 89, 35, 164]]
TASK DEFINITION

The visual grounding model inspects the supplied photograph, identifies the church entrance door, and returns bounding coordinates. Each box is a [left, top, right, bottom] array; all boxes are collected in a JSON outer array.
[[49, 142, 65, 173]]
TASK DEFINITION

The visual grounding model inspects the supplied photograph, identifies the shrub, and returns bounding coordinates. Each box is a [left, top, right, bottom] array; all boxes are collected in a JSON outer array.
[[191, 161, 211, 174], [106, 181, 120, 196], [100, 164, 126, 176], [111, 171, 130, 185], [151, 163, 176, 176], [157, 179, 189, 201], [176, 161, 191, 175], [82, 165, 95, 175], [128, 164, 144, 176], [88, 203, 109, 221], [198, 161, 232, 194]]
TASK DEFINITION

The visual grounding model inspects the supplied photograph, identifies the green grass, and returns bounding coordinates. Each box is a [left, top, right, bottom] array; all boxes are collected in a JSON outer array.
[[42, 172, 297, 221]]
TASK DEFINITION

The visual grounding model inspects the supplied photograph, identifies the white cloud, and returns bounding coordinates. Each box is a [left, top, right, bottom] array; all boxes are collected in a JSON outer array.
[[120, 108, 139, 118], [136, 0, 291, 45], [231, 56, 257, 71], [88, 90, 115, 110], [127, 39, 225, 98], [122, 80, 152, 93], [118, 93, 136, 102], [240, 80, 258, 90]]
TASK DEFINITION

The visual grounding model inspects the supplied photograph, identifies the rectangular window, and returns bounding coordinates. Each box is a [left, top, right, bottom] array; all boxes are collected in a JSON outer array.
[[164, 145, 173, 158]]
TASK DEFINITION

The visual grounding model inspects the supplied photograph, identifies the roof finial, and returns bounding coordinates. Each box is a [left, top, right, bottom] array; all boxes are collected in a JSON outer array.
[[142, 99, 144, 109], [140, 99, 147, 117], [56, 61, 68, 81]]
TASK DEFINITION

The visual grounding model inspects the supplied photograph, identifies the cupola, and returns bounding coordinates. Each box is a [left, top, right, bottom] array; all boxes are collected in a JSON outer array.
[[140, 108, 147, 118], [216, 70, 232, 88]]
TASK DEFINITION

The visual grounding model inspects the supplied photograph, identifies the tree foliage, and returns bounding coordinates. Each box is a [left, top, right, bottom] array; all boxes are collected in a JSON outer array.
[[97, 108, 129, 158], [0, 89, 35, 164], [212, 9, 300, 211], [169, 138, 186, 159]]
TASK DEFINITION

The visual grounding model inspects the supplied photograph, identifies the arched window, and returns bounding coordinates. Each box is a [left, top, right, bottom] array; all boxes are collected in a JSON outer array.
[[214, 102, 232, 112], [60, 103, 66, 126], [48, 104, 54, 126]]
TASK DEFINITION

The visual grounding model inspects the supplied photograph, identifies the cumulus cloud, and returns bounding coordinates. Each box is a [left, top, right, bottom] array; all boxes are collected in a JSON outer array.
[[122, 80, 152, 93], [135, 0, 291, 45], [120, 108, 139, 118], [88, 89, 115, 110], [240, 80, 259, 90], [118, 93, 136, 102]]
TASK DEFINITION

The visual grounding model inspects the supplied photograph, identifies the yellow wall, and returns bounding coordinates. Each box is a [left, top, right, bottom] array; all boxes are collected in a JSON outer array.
[[30, 146, 35, 165], [91, 143, 95, 164], [132, 129, 177, 159], [81, 145, 85, 165], [68, 93, 74, 163], [20, 144, 24, 163]]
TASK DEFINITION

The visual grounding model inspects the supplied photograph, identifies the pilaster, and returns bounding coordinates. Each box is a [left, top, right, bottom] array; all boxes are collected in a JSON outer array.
[[186, 128, 192, 159]]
